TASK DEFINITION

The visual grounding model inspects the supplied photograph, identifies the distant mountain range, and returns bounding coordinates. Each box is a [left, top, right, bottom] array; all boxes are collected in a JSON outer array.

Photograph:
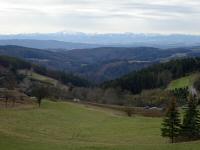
[[0, 39, 103, 50], [0, 45, 199, 83], [0, 33, 200, 49]]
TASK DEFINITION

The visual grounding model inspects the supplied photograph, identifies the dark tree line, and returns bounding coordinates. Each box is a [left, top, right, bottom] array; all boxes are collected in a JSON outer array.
[[103, 57, 200, 94], [33, 65, 90, 87]]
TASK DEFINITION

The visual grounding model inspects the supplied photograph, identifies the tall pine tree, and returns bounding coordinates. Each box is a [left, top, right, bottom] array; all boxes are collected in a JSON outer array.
[[181, 95, 200, 140], [161, 98, 181, 143]]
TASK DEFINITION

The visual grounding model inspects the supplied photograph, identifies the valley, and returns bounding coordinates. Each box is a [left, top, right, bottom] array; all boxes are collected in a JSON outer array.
[[1, 0, 200, 149], [1, 43, 200, 150], [0, 45, 198, 83]]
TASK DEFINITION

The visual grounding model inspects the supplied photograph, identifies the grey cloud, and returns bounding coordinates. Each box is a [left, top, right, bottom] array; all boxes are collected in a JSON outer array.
[[0, 0, 200, 34]]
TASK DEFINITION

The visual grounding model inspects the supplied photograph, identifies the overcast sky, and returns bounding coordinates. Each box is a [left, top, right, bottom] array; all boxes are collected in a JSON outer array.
[[0, 0, 199, 34]]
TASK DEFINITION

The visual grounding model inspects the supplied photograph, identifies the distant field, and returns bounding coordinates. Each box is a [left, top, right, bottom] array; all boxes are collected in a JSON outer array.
[[18, 70, 68, 90], [167, 73, 199, 90], [19, 70, 58, 85], [0, 101, 200, 149], [29, 72, 58, 85]]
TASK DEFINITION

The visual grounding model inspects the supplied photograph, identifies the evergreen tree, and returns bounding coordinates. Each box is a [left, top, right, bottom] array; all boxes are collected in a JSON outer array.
[[181, 95, 200, 140], [161, 98, 181, 143]]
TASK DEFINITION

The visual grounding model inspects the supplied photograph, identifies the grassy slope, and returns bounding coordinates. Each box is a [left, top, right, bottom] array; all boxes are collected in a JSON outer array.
[[29, 72, 58, 85], [167, 73, 199, 90], [19, 70, 68, 89], [0, 101, 200, 150], [19, 70, 58, 85]]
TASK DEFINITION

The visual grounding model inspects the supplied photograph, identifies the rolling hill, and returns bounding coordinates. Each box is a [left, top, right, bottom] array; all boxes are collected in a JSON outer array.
[[103, 57, 200, 94], [18, 70, 59, 86], [0, 55, 89, 88], [0, 45, 199, 83]]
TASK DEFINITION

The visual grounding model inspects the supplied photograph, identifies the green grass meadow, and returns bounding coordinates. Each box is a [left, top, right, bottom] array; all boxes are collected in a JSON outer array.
[[167, 73, 199, 90], [29, 72, 58, 84], [0, 101, 200, 150], [19, 70, 58, 85]]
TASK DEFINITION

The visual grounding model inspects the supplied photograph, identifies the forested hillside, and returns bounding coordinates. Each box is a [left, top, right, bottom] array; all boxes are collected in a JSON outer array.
[[103, 58, 200, 94], [0, 55, 91, 108], [0, 45, 198, 83], [0, 55, 89, 88]]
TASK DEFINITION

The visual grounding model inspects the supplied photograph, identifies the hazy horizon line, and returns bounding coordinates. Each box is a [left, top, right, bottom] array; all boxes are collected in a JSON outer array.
[[1, 32, 200, 36]]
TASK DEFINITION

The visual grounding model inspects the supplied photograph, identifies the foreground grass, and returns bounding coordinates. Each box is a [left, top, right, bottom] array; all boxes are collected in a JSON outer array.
[[168, 73, 199, 90], [0, 101, 200, 150]]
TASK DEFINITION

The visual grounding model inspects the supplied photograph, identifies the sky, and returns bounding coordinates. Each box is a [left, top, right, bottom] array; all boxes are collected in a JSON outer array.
[[0, 0, 200, 34]]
